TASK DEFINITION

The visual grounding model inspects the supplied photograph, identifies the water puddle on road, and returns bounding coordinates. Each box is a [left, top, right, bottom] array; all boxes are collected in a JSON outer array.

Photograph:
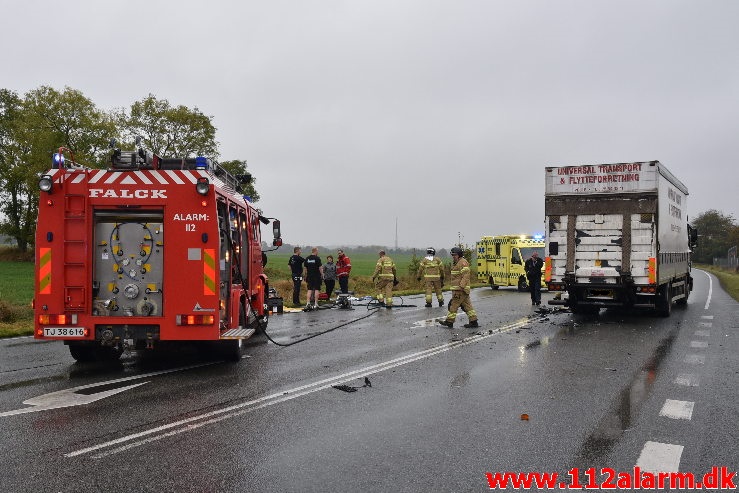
[[573, 332, 676, 465]]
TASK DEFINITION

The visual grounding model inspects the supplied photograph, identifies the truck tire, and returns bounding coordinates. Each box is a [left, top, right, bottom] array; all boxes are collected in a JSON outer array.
[[656, 283, 672, 317], [517, 277, 528, 292], [69, 343, 96, 362], [221, 339, 245, 362]]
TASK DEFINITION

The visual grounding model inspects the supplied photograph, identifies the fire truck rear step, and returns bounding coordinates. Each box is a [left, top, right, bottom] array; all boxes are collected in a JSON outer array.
[[220, 328, 256, 339]]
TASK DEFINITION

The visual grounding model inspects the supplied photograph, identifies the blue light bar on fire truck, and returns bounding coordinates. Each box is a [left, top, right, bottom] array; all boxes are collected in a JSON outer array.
[[195, 156, 209, 170], [52, 153, 65, 168]]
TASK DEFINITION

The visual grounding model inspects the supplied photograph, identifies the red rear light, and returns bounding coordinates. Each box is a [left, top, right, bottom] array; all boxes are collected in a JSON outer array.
[[176, 314, 215, 326], [38, 314, 78, 325]]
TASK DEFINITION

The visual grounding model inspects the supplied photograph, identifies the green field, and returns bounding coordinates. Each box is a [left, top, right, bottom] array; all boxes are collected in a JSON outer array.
[[265, 251, 419, 279], [0, 261, 34, 305]]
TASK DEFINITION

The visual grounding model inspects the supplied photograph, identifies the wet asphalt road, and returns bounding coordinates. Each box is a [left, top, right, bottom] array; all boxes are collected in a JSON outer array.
[[0, 269, 737, 492]]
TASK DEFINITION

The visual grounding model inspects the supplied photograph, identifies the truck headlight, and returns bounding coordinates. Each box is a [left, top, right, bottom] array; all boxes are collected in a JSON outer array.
[[39, 175, 53, 193], [196, 177, 209, 196]]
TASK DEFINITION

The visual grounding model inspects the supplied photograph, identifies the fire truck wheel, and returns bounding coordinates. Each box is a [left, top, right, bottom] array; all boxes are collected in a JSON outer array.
[[95, 344, 124, 362], [221, 339, 245, 362], [68, 343, 96, 362]]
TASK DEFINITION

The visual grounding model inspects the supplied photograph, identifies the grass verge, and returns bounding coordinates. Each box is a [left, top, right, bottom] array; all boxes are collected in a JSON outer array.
[[696, 264, 739, 302]]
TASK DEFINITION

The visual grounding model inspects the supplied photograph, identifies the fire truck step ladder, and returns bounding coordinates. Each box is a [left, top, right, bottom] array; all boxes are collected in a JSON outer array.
[[62, 186, 88, 312], [220, 328, 256, 339]]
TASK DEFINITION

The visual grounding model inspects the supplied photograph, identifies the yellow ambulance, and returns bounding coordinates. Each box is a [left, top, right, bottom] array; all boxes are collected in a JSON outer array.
[[476, 235, 546, 291]]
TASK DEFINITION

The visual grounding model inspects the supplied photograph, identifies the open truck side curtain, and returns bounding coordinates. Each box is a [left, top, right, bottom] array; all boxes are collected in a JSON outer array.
[[34, 144, 282, 362], [476, 235, 546, 291], [544, 161, 697, 316]]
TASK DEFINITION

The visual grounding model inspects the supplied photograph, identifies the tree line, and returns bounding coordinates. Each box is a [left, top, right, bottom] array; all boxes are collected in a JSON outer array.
[[0, 86, 260, 252], [2, 86, 736, 262]]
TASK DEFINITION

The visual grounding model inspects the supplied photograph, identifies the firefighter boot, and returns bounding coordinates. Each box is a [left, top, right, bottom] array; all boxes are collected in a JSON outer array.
[[438, 299, 444, 307], [463, 320, 479, 329], [438, 319, 454, 328], [425, 302, 432, 307]]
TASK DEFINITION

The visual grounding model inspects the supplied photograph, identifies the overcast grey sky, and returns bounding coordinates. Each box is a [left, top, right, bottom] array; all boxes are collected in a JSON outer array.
[[3, 0, 737, 250]]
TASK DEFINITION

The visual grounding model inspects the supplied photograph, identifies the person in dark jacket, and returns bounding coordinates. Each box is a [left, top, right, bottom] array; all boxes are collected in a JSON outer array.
[[288, 247, 305, 305], [524, 251, 544, 305]]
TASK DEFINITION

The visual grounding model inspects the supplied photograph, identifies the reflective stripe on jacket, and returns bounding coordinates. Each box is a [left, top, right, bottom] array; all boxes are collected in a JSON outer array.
[[373, 255, 396, 279], [419, 257, 444, 280], [450, 257, 471, 291]]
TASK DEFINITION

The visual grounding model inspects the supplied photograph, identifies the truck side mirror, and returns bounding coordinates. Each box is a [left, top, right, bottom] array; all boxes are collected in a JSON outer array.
[[272, 219, 282, 247]]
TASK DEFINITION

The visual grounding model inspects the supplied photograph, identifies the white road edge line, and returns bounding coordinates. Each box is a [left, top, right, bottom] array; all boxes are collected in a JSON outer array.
[[66, 318, 531, 459], [702, 270, 712, 310]]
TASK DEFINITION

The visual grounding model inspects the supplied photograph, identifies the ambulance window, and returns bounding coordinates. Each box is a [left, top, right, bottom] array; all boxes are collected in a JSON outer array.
[[511, 248, 522, 264], [495, 244, 501, 256]]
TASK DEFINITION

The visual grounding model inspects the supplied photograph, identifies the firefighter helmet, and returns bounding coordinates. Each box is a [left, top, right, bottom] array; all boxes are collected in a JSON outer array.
[[450, 247, 463, 256], [426, 247, 435, 255]]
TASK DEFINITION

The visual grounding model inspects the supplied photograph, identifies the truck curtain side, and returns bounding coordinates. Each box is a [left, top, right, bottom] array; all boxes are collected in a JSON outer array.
[[544, 161, 694, 316]]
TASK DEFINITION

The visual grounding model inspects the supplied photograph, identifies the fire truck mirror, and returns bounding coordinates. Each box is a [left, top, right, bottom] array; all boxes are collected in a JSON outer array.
[[272, 219, 281, 239]]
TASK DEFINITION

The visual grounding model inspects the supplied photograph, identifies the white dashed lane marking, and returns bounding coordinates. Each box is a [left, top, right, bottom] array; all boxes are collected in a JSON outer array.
[[659, 399, 695, 420], [690, 340, 708, 348], [636, 441, 684, 473], [674, 373, 700, 387], [685, 354, 705, 365]]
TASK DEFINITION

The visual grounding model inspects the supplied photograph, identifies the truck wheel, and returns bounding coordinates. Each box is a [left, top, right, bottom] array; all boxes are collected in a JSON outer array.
[[69, 343, 96, 362], [517, 277, 528, 292], [656, 283, 672, 317], [221, 339, 245, 362], [94, 344, 124, 362]]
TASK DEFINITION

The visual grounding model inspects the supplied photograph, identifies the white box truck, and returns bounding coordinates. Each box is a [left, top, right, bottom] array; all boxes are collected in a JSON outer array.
[[544, 161, 697, 316]]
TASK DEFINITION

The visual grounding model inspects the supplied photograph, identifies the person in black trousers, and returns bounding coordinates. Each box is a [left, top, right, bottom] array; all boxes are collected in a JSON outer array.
[[525, 251, 544, 305], [288, 247, 305, 306]]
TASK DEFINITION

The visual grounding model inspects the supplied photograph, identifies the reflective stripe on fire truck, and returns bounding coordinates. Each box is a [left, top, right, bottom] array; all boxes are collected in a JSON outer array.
[[38, 248, 52, 294], [544, 257, 552, 282], [648, 257, 656, 284], [203, 249, 216, 295]]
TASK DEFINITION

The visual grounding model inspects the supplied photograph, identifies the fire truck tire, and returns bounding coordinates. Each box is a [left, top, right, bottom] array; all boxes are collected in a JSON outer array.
[[221, 339, 245, 362], [95, 344, 124, 362], [517, 277, 528, 292], [68, 343, 96, 362]]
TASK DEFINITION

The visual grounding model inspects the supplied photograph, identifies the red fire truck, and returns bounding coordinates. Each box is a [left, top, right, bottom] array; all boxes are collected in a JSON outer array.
[[34, 143, 282, 362]]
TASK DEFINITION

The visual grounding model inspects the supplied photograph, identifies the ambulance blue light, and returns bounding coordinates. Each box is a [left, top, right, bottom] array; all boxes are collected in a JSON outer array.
[[195, 156, 208, 169], [534, 234, 543, 240], [52, 153, 65, 168]]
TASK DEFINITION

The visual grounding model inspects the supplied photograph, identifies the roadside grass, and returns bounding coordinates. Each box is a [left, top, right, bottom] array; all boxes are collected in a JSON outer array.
[[696, 264, 739, 302], [0, 260, 35, 338]]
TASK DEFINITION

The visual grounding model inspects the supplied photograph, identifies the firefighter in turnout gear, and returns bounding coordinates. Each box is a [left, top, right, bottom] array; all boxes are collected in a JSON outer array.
[[438, 247, 479, 328], [372, 250, 397, 308], [417, 247, 445, 307]]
